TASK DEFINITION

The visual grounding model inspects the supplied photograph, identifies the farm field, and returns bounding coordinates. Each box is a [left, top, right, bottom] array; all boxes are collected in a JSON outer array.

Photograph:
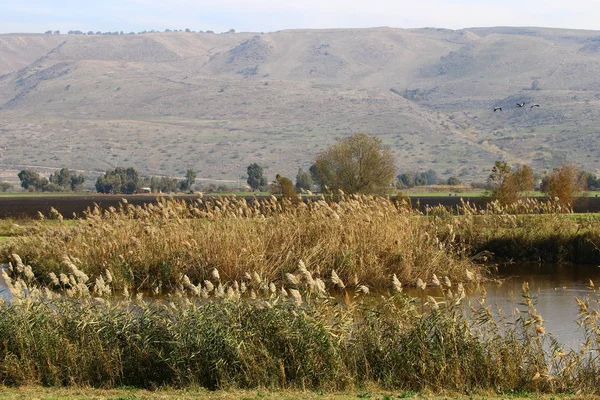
[[2, 193, 600, 219]]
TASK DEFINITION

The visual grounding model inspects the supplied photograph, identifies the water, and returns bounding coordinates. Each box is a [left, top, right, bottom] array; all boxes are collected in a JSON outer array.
[[2, 263, 600, 349], [405, 263, 600, 349]]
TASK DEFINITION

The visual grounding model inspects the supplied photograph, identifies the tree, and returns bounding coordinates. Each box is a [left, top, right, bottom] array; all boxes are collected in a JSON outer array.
[[150, 176, 178, 193], [95, 167, 141, 194], [0, 182, 13, 192], [272, 174, 297, 197], [18, 170, 44, 191], [179, 169, 196, 192], [311, 133, 396, 194], [541, 163, 586, 206], [70, 174, 85, 191], [487, 161, 533, 205], [446, 176, 461, 186], [580, 170, 600, 190], [397, 169, 439, 188], [295, 168, 313, 192], [247, 163, 267, 191], [49, 168, 85, 191], [396, 173, 415, 188]]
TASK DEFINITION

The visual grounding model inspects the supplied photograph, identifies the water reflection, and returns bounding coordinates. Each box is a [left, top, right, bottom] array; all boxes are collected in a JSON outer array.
[[405, 263, 600, 349]]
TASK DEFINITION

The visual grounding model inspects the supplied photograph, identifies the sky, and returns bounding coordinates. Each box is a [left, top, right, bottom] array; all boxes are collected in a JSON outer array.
[[2, 0, 600, 34]]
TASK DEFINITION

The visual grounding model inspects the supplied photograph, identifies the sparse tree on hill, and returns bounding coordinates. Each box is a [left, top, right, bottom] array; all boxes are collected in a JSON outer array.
[[541, 163, 586, 207], [247, 163, 267, 191], [311, 133, 396, 194]]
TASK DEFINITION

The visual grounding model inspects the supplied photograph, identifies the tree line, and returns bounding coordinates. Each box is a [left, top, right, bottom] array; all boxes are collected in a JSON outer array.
[[11, 134, 600, 204]]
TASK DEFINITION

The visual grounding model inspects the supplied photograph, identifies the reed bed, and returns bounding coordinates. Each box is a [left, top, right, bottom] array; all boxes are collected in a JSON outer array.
[[3, 195, 600, 292], [443, 198, 600, 263], [1, 195, 477, 291], [1, 256, 599, 394]]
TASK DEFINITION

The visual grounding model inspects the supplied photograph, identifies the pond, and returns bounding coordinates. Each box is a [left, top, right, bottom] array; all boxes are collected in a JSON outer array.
[[404, 263, 600, 349]]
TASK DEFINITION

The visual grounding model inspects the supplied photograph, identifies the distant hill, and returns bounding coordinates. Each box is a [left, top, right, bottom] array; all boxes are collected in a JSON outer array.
[[1, 27, 599, 185]]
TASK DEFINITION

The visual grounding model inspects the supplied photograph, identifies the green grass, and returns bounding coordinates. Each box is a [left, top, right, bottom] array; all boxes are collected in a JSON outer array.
[[402, 192, 485, 197]]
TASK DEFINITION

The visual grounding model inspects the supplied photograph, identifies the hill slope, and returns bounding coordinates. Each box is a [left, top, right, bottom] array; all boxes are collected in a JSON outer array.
[[0, 27, 599, 185]]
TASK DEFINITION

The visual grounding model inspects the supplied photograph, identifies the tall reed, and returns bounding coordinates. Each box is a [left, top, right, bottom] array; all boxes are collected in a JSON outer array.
[[0, 257, 599, 394], [2, 195, 477, 291]]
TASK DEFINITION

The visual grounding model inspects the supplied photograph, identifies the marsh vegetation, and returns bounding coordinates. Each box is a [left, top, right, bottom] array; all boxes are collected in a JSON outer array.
[[1, 195, 600, 395]]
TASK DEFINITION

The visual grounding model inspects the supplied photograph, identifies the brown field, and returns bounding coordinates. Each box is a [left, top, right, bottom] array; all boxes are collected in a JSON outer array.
[[0, 194, 599, 219]]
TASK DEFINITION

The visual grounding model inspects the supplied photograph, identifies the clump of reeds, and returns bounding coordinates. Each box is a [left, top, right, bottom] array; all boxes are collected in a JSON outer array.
[[1, 195, 480, 291], [0, 258, 599, 394], [444, 198, 600, 263]]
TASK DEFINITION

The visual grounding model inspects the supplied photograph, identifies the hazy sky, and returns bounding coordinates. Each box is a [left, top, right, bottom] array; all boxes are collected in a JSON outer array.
[[2, 0, 600, 34]]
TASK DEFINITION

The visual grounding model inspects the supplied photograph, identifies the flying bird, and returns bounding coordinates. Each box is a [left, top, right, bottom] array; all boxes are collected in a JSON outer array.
[[530, 104, 540, 108], [493, 107, 502, 112], [516, 103, 525, 107]]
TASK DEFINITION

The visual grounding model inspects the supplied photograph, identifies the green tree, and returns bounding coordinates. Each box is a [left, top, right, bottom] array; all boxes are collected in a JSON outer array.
[[247, 163, 267, 191], [295, 168, 313, 192], [18, 170, 47, 191], [48, 168, 84, 191], [311, 133, 396, 194], [95, 167, 141, 194], [446, 176, 461, 186], [49, 168, 72, 188], [580, 170, 600, 190], [0, 182, 13, 192], [70, 174, 85, 191], [179, 169, 196, 192], [396, 173, 415, 188]]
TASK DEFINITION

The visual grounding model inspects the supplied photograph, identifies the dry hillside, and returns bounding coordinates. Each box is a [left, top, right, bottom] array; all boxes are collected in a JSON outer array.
[[0, 27, 599, 185]]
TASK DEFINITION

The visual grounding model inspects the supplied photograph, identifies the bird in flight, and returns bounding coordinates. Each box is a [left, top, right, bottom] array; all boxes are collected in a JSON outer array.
[[493, 107, 502, 112], [516, 103, 525, 107], [530, 104, 540, 108]]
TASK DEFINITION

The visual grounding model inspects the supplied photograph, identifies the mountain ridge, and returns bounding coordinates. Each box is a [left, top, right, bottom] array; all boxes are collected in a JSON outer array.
[[0, 27, 599, 185]]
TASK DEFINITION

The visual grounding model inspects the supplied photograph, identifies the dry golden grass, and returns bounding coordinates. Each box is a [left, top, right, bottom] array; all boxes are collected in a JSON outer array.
[[2, 195, 478, 291]]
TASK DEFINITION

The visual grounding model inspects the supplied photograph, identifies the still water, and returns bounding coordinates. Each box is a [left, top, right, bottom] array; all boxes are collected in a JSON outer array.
[[1, 263, 600, 349], [405, 263, 600, 349]]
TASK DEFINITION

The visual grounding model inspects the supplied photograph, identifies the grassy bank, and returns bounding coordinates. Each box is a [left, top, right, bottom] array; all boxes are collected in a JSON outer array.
[[441, 199, 600, 264], [1, 262, 600, 395]]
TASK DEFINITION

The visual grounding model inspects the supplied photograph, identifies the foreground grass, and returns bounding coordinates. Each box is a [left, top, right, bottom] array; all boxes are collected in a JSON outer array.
[[1, 386, 598, 400], [1, 257, 600, 395]]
